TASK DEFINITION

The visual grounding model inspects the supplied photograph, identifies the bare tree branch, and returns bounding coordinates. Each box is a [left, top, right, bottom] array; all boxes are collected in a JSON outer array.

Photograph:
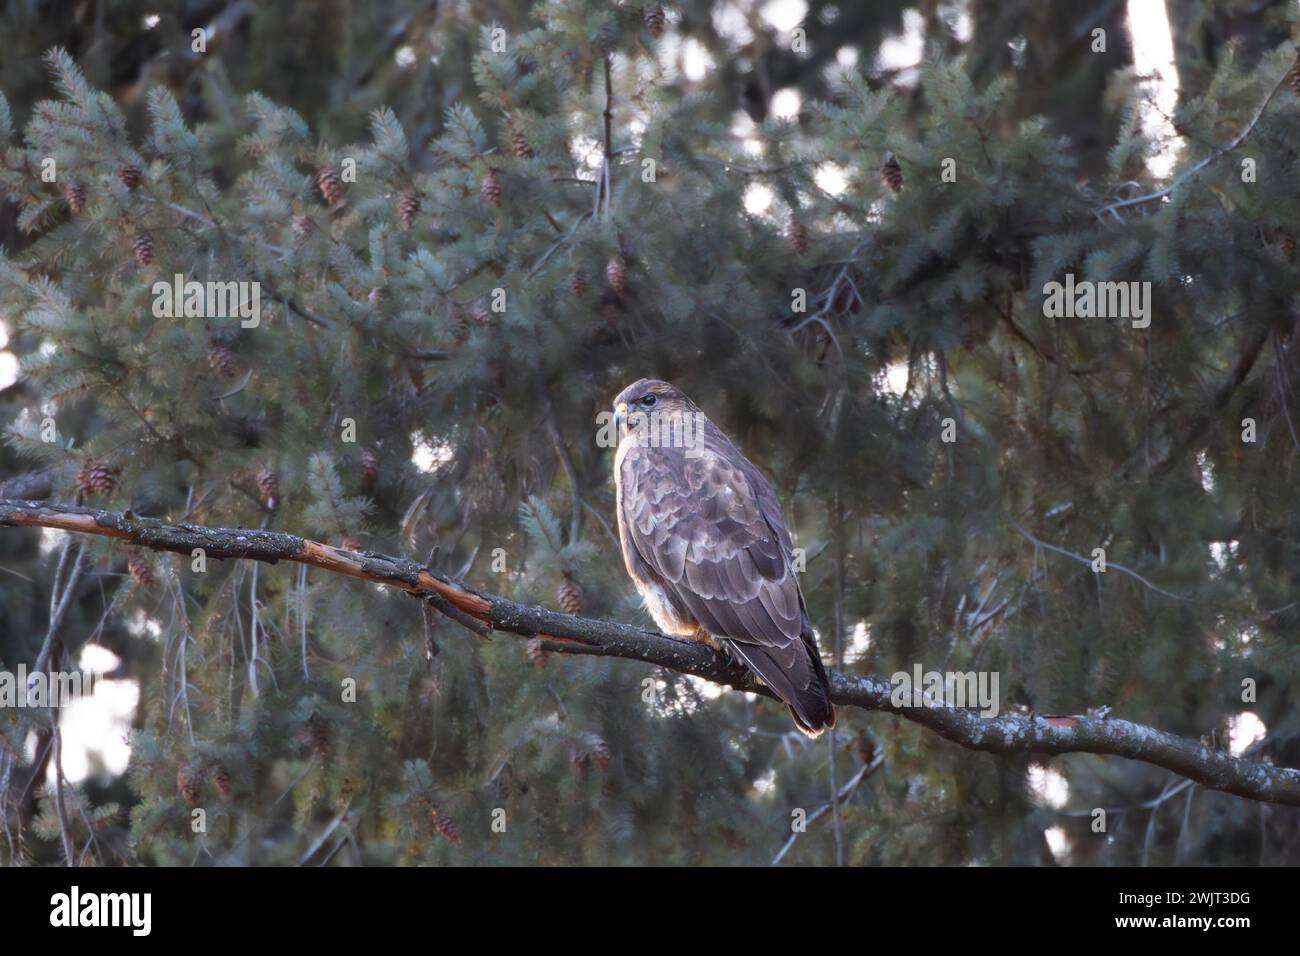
[[2, 498, 1298, 807]]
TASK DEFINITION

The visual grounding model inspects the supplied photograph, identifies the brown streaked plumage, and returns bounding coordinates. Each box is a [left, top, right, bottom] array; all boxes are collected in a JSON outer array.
[[611, 379, 835, 736]]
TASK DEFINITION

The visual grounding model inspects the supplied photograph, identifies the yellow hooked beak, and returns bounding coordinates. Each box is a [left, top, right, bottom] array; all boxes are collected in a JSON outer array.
[[613, 401, 628, 433]]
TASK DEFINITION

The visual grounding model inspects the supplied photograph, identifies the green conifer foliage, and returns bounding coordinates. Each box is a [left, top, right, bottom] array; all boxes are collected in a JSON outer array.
[[0, 2, 1298, 866]]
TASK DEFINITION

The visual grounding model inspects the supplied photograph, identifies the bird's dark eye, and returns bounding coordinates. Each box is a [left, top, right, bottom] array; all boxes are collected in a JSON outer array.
[[641, 394, 658, 408]]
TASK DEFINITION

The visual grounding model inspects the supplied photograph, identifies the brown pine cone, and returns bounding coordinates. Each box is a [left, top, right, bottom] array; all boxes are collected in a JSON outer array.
[[397, 189, 422, 229], [127, 552, 155, 587], [212, 764, 232, 799], [1280, 231, 1297, 262], [511, 126, 534, 160], [360, 447, 378, 487], [63, 181, 86, 215], [569, 270, 588, 297], [606, 255, 627, 294], [644, 5, 666, 37], [132, 233, 155, 266], [437, 816, 460, 845], [526, 635, 547, 669], [430, 805, 461, 845], [118, 166, 143, 191], [786, 220, 809, 255], [256, 465, 280, 509], [207, 343, 237, 378], [557, 575, 583, 615], [291, 214, 313, 244], [316, 166, 345, 208], [880, 154, 903, 193], [76, 458, 118, 498], [176, 765, 203, 808], [481, 170, 503, 208]]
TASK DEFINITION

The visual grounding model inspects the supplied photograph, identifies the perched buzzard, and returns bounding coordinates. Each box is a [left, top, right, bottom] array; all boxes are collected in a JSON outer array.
[[611, 379, 835, 736]]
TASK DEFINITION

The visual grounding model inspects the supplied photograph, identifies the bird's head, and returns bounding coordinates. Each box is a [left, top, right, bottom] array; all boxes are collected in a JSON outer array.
[[612, 379, 698, 438]]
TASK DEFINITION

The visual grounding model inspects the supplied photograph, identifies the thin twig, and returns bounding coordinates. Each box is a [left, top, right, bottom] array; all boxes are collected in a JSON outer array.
[[773, 755, 883, 865], [1010, 520, 1194, 604], [51, 685, 76, 867], [1097, 65, 1290, 217], [298, 804, 350, 866]]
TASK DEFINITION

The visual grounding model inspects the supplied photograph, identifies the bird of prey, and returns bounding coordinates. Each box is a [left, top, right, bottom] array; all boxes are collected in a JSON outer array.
[[611, 379, 835, 736]]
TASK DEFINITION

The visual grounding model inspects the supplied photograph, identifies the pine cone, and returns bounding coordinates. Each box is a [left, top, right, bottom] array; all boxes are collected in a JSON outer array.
[[316, 166, 345, 208], [644, 4, 666, 37], [430, 805, 461, 845], [212, 764, 232, 799], [786, 220, 809, 255], [569, 270, 588, 297], [176, 765, 202, 808], [118, 166, 143, 191], [397, 189, 422, 229], [1280, 231, 1297, 262], [291, 214, 313, 244], [511, 126, 534, 160], [1287, 51, 1300, 96], [207, 343, 237, 378], [127, 552, 154, 587], [606, 255, 627, 295], [437, 816, 460, 845], [63, 181, 86, 215], [481, 170, 503, 208], [525, 635, 547, 669], [360, 447, 379, 487], [132, 233, 155, 266], [557, 575, 583, 615], [256, 465, 280, 509], [76, 458, 117, 498], [880, 154, 903, 193]]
